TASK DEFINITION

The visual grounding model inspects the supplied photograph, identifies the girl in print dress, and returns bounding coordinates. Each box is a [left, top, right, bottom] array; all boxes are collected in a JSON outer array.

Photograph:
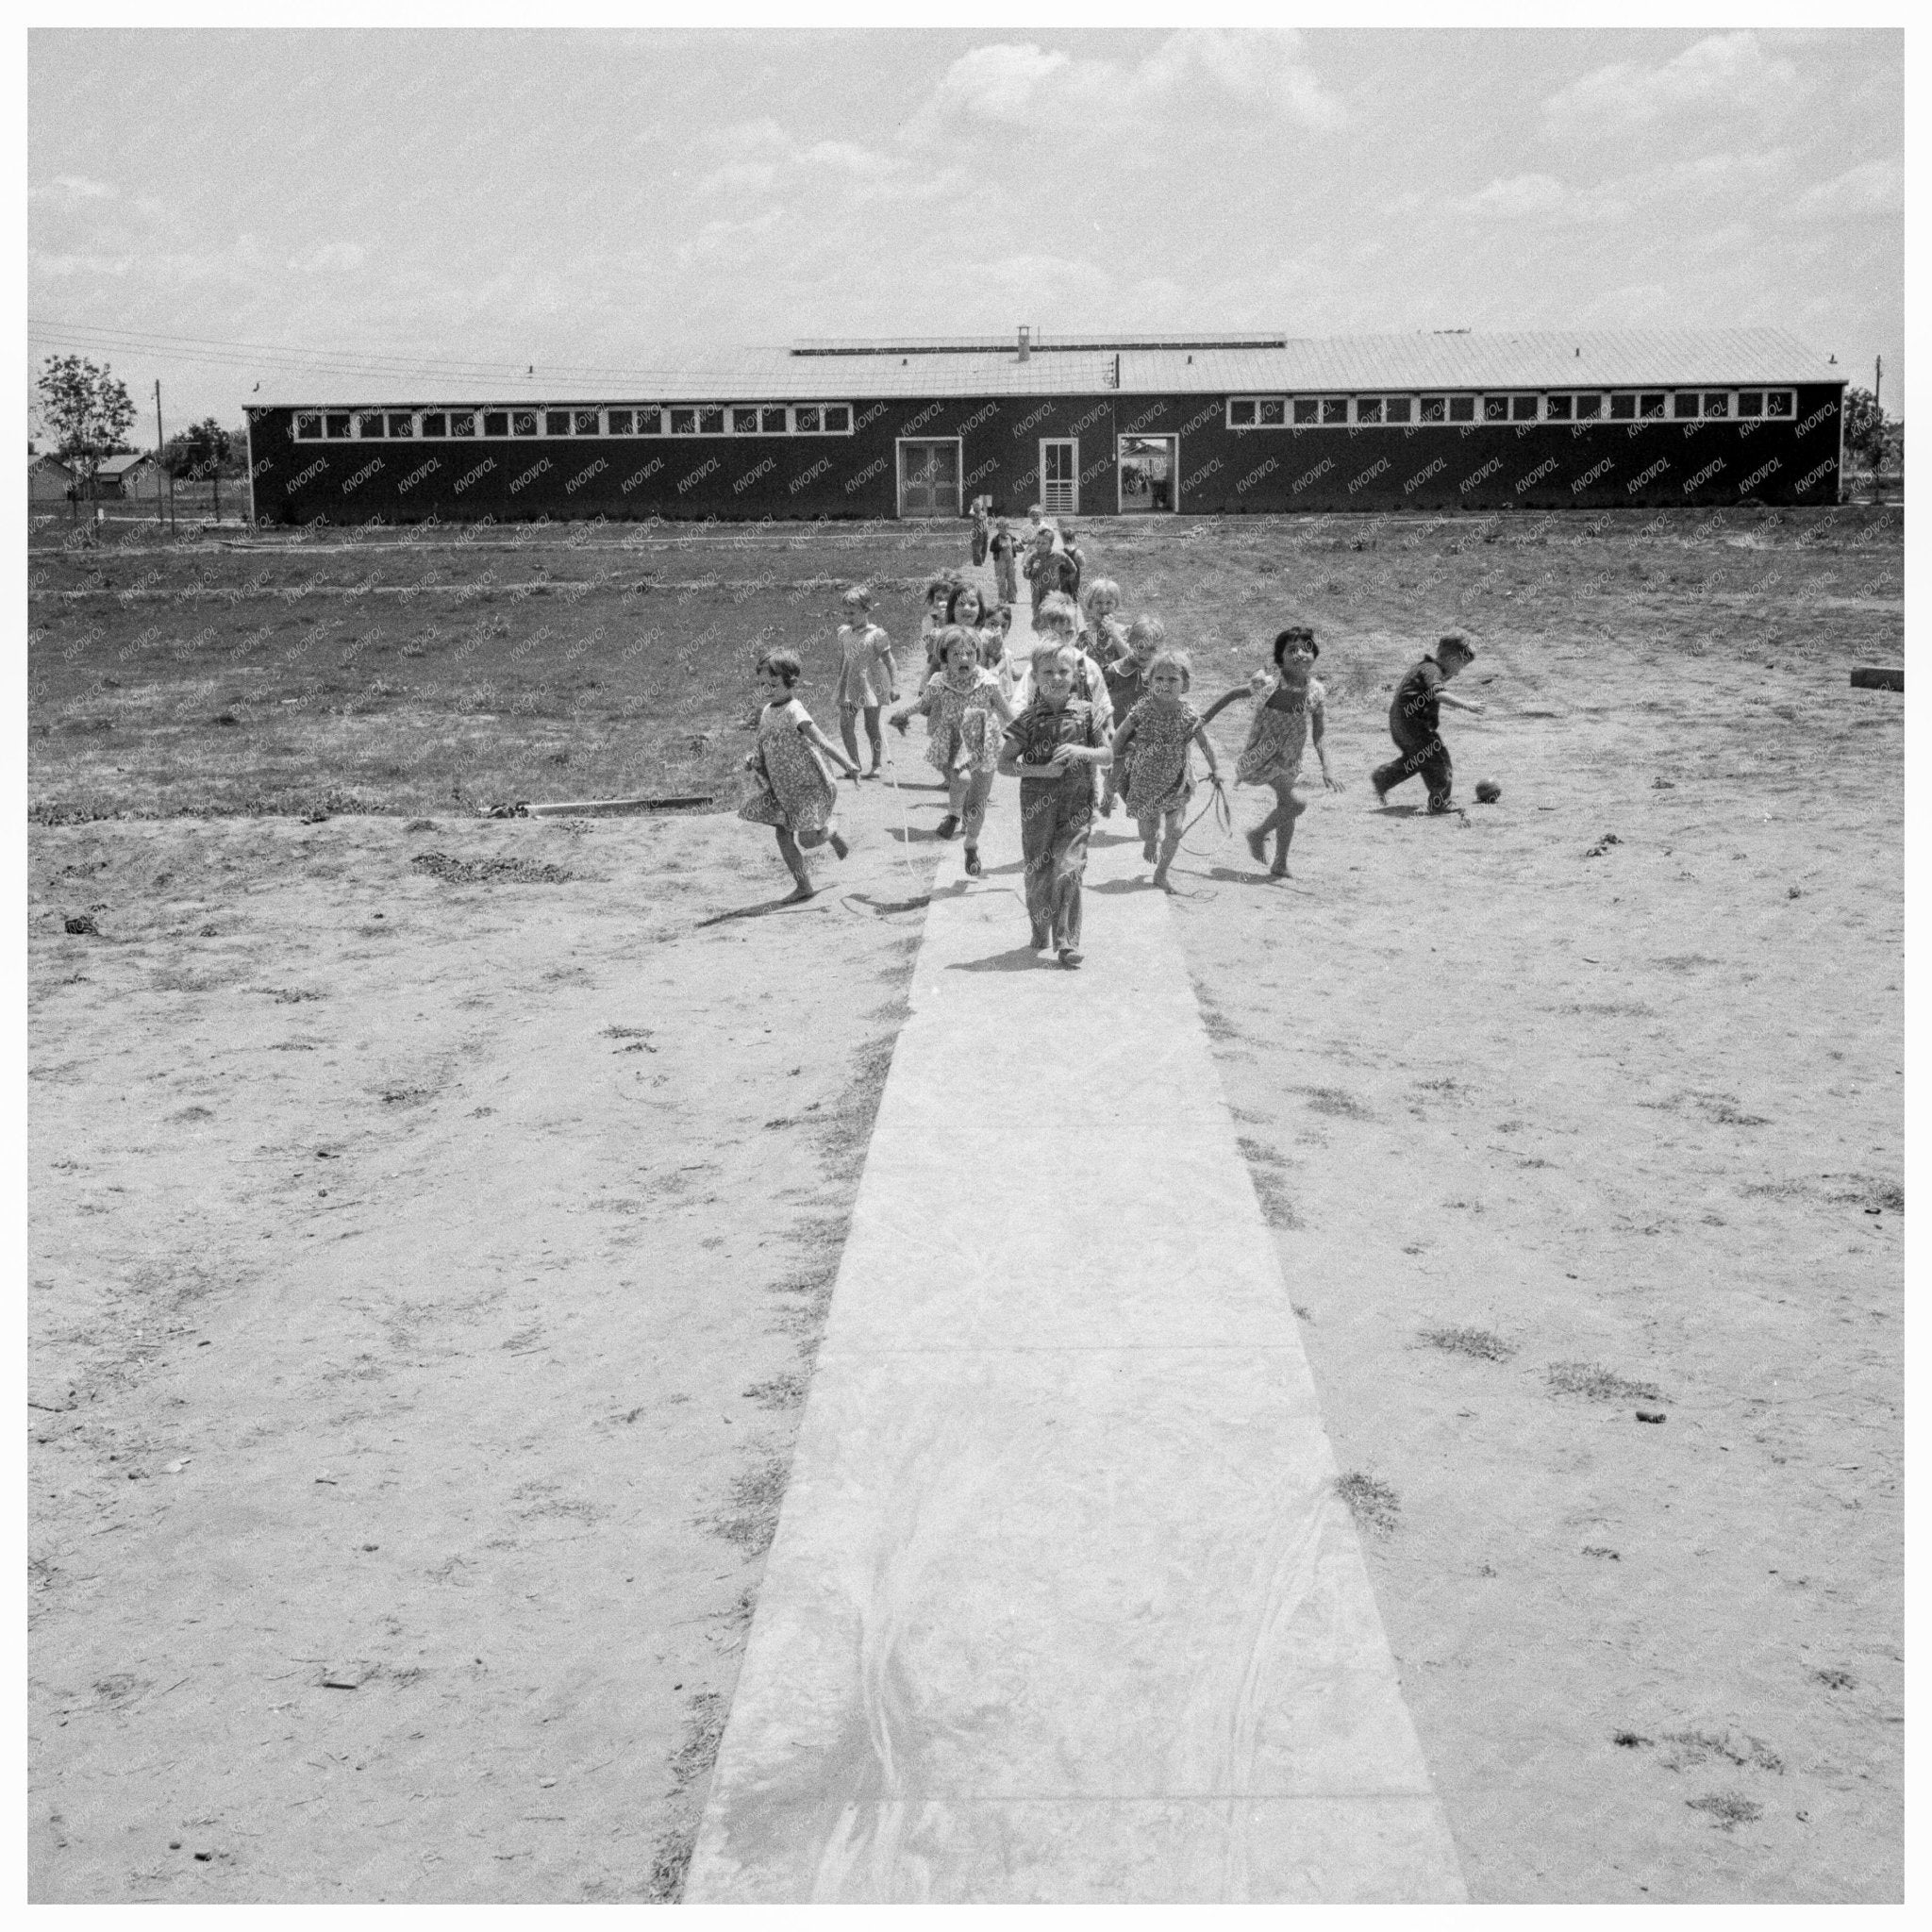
[[1111, 649, 1224, 891], [889, 625, 1016, 878], [1198, 625, 1341, 879], [834, 584, 897, 779], [739, 647, 860, 900]]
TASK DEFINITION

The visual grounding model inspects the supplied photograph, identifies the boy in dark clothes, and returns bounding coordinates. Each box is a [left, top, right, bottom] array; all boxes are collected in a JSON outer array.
[[1372, 632, 1481, 813], [990, 517, 1019, 606]]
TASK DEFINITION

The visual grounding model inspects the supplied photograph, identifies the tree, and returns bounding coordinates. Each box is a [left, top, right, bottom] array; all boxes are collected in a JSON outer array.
[[35, 355, 138, 514], [163, 416, 234, 518], [1842, 386, 1888, 470]]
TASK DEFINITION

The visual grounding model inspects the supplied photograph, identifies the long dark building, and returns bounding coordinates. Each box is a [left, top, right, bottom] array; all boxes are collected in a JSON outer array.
[[245, 327, 1848, 525]]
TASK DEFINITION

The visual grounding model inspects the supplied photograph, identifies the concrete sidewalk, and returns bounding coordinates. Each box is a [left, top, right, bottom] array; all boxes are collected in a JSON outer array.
[[684, 766, 1466, 1900]]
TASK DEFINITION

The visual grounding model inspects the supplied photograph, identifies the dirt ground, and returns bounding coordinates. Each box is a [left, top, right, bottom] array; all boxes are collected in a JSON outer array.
[[26, 791, 939, 1901], [1169, 543, 1904, 1901], [28, 507, 1903, 1902]]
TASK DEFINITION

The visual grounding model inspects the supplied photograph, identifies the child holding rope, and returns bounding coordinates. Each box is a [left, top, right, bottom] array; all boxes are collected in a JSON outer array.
[[1199, 625, 1340, 878], [998, 640, 1111, 968], [1111, 648, 1224, 891], [739, 647, 859, 900], [834, 585, 896, 779], [890, 625, 1015, 877]]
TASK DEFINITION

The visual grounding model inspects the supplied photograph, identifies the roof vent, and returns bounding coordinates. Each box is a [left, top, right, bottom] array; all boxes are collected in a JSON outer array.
[[1018, 325, 1031, 363]]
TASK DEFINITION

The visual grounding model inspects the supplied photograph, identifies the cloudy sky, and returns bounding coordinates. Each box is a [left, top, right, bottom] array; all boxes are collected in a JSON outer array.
[[28, 27, 1904, 434]]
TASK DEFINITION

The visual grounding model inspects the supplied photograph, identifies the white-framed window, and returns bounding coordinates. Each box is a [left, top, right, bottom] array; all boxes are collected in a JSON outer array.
[[294, 412, 323, 440], [1544, 393, 1607, 421], [1738, 390, 1795, 418], [388, 412, 415, 438]]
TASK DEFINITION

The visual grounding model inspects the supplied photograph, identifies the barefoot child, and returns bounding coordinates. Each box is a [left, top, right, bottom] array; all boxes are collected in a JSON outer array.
[[1199, 625, 1341, 878], [1111, 648, 1224, 890], [739, 647, 860, 899], [890, 625, 1016, 876], [835, 585, 896, 778], [1371, 631, 1481, 812], [1100, 615, 1165, 816], [998, 641, 1111, 968]]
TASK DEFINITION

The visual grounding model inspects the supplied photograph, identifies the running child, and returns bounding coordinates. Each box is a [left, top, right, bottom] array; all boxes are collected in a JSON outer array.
[[1099, 615, 1164, 816], [739, 647, 860, 900], [998, 640, 1111, 968], [1079, 577, 1128, 668], [1035, 592, 1115, 732], [1110, 648, 1224, 891], [981, 602, 1022, 707], [990, 517, 1020, 607], [890, 625, 1016, 877], [1371, 632, 1481, 813], [920, 573, 961, 674], [1199, 625, 1341, 878], [1024, 525, 1076, 617], [834, 585, 896, 779]]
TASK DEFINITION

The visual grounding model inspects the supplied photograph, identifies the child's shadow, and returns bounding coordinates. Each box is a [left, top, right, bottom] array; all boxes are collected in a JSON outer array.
[[1087, 874, 1157, 895], [1204, 866, 1287, 887], [947, 944, 1046, 974], [693, 892, 830, 926]]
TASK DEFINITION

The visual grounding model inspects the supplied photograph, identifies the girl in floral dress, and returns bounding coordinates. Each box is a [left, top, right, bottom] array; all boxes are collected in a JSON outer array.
[[1111, 649, 1224, 891], [1198, 625, 1341, 879], [739, 648, 860, 900], [889, 625, 1016, 877], [834, 585, 897, 779]]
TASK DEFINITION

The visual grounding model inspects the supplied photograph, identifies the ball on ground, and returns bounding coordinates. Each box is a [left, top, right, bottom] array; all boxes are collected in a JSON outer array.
[[1474, 780, 1502, 804]]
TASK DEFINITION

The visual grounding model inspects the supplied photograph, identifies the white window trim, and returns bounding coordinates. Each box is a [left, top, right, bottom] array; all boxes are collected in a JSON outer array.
[[291, 404, 857, 441], [1221, 389, 1801, 430], [1039, 437, 1079, 515]]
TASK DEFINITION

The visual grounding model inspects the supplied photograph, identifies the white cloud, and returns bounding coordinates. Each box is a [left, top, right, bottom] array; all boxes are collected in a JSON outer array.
[[30, 250, 133, 276], [1543, 32, 1801, 132], [916, 30, 1343, 141], [1470, 174, 1567, 216], [288, 242, 367, 274], [32, 174, 117, 200], [1792, 157, 1902, 218], [696, 160, 778, 197], [929, 43, 1074, 123]]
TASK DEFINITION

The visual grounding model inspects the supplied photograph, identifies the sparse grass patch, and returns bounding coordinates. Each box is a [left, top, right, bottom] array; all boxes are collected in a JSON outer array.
[[1686, 1792, 1763, 1830], [1547, 1360, 1663, 1404], [1336, 1471, 1400, 1536], [411, 851, 573, 886], [1300, 1086, 1372, 1119], [708, 1454, 790, 1555], [1418, 1325, 1517, 1361]]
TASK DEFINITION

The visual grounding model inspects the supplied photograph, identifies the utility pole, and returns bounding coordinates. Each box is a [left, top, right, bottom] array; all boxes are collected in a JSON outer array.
[[154, 379, 167, 535], [1874, 354, 1882, 414]]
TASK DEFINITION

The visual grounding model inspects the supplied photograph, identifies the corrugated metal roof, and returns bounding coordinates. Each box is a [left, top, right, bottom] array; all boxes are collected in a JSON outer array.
[[95, 451, 154, 475], [258, 327, 1840, 411]]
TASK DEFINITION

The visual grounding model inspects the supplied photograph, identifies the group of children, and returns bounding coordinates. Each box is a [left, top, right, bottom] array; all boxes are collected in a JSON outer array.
[[740, 512, 1483, 966]]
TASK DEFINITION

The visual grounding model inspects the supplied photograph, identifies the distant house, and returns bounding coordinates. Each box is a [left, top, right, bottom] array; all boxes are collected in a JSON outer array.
[[29, 454, 77, 503], [92, 451, 158, 500]]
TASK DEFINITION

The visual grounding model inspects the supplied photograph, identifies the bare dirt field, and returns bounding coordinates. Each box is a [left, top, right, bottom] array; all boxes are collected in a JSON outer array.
[[28, 507, 1903, 1902]]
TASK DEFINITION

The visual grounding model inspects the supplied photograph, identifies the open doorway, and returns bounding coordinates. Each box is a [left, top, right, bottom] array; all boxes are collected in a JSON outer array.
[[1118, 435, 1177, 513]]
